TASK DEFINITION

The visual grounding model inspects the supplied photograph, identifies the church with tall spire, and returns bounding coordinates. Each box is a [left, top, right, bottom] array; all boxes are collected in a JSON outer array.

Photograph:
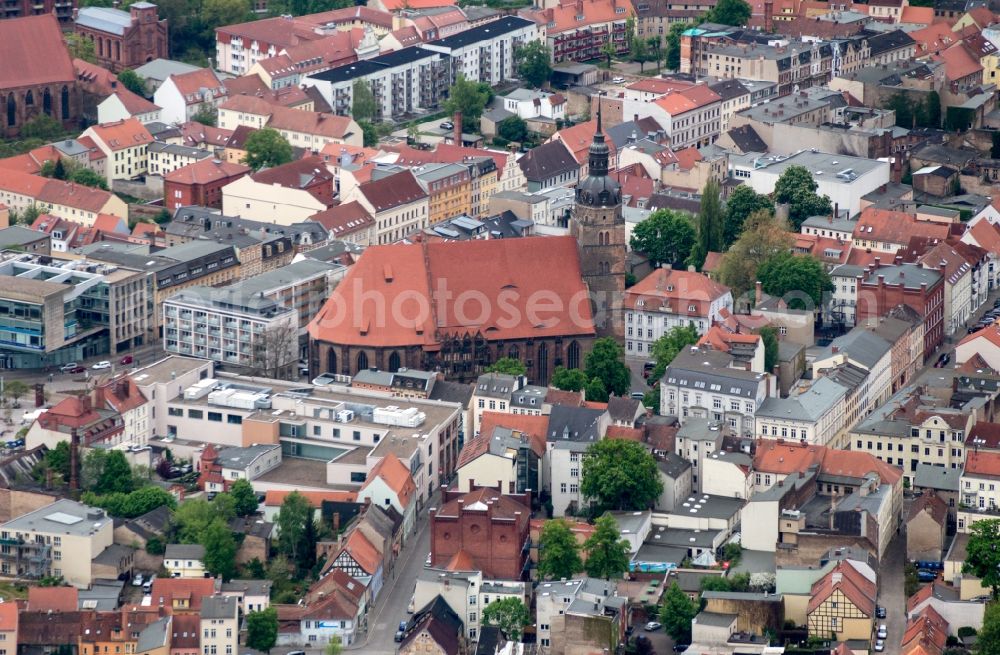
[[570, 108, 626, 340]]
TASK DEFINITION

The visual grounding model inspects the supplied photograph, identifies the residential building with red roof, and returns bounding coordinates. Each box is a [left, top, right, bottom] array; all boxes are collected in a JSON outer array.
[[149, 577, 221, 614], [164, 158, 250, 211], [221, 155, 334, 224], [623, 268, 733, 357], [214, 16, 327, 76], [80, 118, 154, 186], [853, 209, 950, 255], [906, 491, 948, 561], [900, 605, 949, 655], [0, 600, 17, 647], [307, 236, 595, 384], [218, 94, 363, 149], [326, 527, 385, 597], [855, 262, 945, 359], [26, 394, 124, 450], [0, 169, 128, 223], [431, 486, 531, 580], [0, 15, 81, 137], [960, 450, 1000, 528], [97, 88, 163, 125], [357, 452, 417, 534], [806, 560, 876, 641], [276, 582, 361, 646], [932, 40, 985, 90], [637, 84, 723, 150], [917, 242, 972, 335], [344, 169, 429, 243], [521, 0, 634, 64], [456, 415, 547, 495], [93, 374, 150, 445], [154, 68, 228, 125], [307, 201, 376, 246]]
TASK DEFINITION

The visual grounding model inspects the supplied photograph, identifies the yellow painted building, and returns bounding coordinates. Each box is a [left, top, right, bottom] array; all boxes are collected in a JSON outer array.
[[415, 163, 472, 224], [806, 562, 875, 642]]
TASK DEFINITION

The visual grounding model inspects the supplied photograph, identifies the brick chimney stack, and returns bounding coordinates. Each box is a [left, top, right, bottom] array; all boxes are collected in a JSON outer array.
[[69, 428, 80, 495], [453, 111, 462, 144]]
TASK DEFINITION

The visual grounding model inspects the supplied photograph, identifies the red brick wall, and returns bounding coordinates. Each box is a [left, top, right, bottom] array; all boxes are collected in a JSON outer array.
[[857, 278, 943, 360]]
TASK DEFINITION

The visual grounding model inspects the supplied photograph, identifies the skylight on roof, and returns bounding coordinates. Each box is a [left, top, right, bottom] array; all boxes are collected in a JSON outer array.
[[45, 511, 84, 525]]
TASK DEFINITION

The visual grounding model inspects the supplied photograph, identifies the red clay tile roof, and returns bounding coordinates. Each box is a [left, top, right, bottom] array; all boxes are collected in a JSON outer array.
[[299, 5, 394, 28], [363, 452, 416, 509], [251, 155, 334, 195], [907, 492, 948, 525], [753, 439, 826, 475], [625, 78, 695, 95], [624, 268, 731, 317], [551, 119, 611, 165], [96, 375, 147, 413], [697, 325, 761, 352], [436, 486, 530, 522], [0, 601, 16, 633], [522, 0, 633, 34], [149, 578, 219, 612], [854, 208, 950, 246], [901, 605, 948, 655], [169, 69, 226, 105], [170, 613, 201, 648], [964, 5, 995, 27], [964, 450, 1000, 478], [27, 586, 78, 612], [545, 388, 585, 407], [113, 89, 160, 115], [340, 528, 381, 575], [306, 567, 366, 605], [445, 549, 476, 571], [179, 122, 234, 148], [900, 5, 934, 23], [309, 237, 593, 347], [165, 158, 250, 185], [387, 26, 422, 47], [88, 118, 153, 152], [957, 321, 1000, 349], [379, 0, 455, 10], [216, 16, 325, 47], [355, 169, 427, 212], [0, 15, 75, 89], [606, 425, 644, 441], [264, 489, 357, 507], [933, 41, 984, 81], [308, 201, 374, 238], [807, 560, 876, 616], [910, 22, 960, 55], [75, 58, 117, 95], [477, 412, 549, 456]]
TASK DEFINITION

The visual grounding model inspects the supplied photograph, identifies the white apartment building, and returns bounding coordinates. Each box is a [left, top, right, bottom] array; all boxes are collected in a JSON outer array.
[[622, 84, 722, 150], [80, 118, 154, 186], [547, 406, 610, 516], [920, 243, 972, 336], [623, 269, 733, 357], [423, 16, 540, 87], [828, 264, 865, 326], [660, 346, 770, 437], [147, 142, 211, 177], [812, 327, 893, 425], [0, 499, 114, 587], [413, 569, 526, 641], [959, 451, 1000, 533], [754, 377, 848, 447], [200, 595, 240, 655], [673, 417, 724, 493], [346, 169, 429, 245]]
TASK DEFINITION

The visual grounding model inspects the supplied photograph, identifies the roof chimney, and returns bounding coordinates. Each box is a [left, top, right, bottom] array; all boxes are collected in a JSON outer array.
[[453, 111, 462, 144]]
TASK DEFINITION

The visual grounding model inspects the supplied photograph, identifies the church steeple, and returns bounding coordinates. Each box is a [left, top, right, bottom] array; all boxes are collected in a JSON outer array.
[[587, 107, 610, 178]]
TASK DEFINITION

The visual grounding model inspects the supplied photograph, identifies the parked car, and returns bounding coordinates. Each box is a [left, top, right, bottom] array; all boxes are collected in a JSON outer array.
[[425, 553, 432, 567], [69, 366, 86, 374], [934, 353, 950, 368], [874, 640, 885, 652], [877, 625, 887, 640], [395, 621, 407, 642], [644, 621, 662, 632], [673, 645, 689, 653], [612, 76, 625, 83], [60, 362, 79, 373], [917, 569, 938, 582], [132, 574, 144, 587], [439, 121, 454, 130], [876, 605, 886, 619], [120, 355, 133, 365], [92, 360, 112, 370]]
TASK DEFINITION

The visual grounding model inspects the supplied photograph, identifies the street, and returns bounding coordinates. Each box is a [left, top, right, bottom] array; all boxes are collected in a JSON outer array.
[[347, 495, 434, 654], [877, 532, 906, 652]]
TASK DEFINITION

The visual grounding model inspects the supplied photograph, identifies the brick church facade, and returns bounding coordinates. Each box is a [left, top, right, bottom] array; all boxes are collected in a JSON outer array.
[[0, 15, 81, 138], [74, 2, 169, 73]]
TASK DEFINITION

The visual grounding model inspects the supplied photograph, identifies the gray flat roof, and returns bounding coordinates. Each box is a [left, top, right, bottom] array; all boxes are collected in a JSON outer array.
[[131, 355, 210, 386], [695, 611, 737, 627], [754, 149, 885, 180], [913, 463, 962, 492], [2, 499, 111, 536], [215, 444, 279, 469], [755, 377, 847, 421], [76, 6, 132, 35]]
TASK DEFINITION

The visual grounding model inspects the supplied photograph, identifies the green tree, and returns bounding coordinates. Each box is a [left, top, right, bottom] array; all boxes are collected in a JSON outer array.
[[352, 80, 377, 123], [52, 159, 68, 181], [277, 491, 314, 572], [757, 252, 832, 310], [174, 497, 234, 543], [585, 376, 608, 403], [705, 0, 751, 25], [201, 0, 252, 43], [21, 115, 65, 141], [324, 636, 343, 655], [243, 128, 293, 171], [497, 116, 528, 143], [202, 519, 238, 580], [66, 33, 97, 63], [584, 514, 631, 580], [629, 34, 654, 72], [600, 42, 616, 69], [773, 165, 832, 230], [516, 40, 552, 88], [3, 380, 30, 407], [117, 69, 146, 96], [691, 179, 724, 269], [551, 366, 589, 392], [759, 326, 779, 372], [642, 386, 660, 412], [537, 519, 583, 580], [443, 74, 491, 125], [964, 519, 1000, 598], [630, 209, 697, 268], [649, 323, 699, 381], [146, 536, 165, 555], [69, 167, 109, 190], [96, 450, 134, 495], [660, 582, 697, 643], [44, 441, 72, 481], [724, 185, 773, 246], [581, 439, 663, 511], [665, 22, 691, 71], [481, 597, 531, 640], [230, 478, 258, 517], [719, 210, 793, 298], [486, 357, 527, 376], [359, 121, 378, 147], [245, 607, 279, 653], [191, 103, 217, 127], [584, 338, 631, 397], [978, 601, 1000, 654]]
